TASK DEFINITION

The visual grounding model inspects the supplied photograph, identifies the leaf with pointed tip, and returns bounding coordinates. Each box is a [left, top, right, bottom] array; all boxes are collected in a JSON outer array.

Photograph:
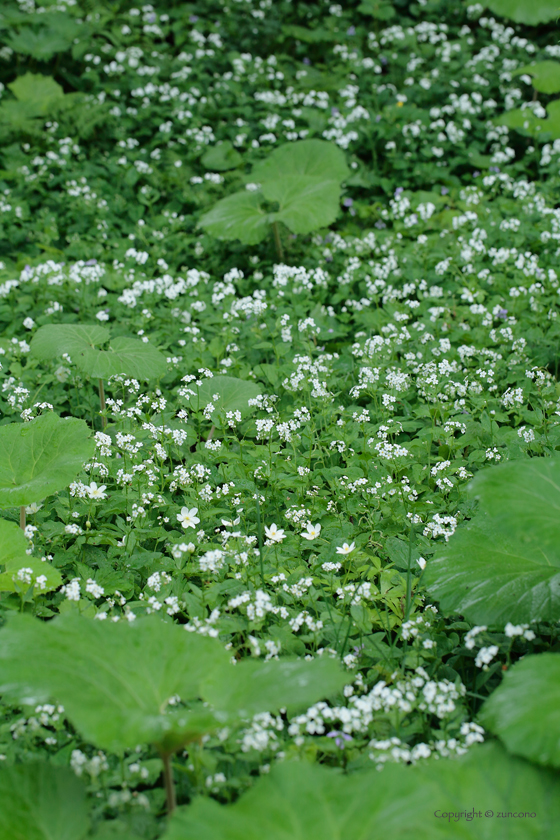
[[486, 0, 559, 25], [0, 414, 94, 508], [0, 613, 232, 754], [198, 190, 271, 245], [184, 375, 262, 419], [201, 658, 347, 717], [0, 762, 90, 840], [481, 653, 560, 768]]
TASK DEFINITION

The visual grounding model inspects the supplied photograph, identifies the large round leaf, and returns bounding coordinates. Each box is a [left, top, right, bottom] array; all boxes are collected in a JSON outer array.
[[486, 0, 559, 25], [30, 324, 167, 381], [198, 191, 272, 245], [481, 654, 560, 768], [0, 414, 94, 508], [184, 375, 262, 418], [0, 762, 89, 840], [162, 743, 560, 840], [263, 176, 343, 235], [513, 61, 560, 94], [250, 139, 349, 184]]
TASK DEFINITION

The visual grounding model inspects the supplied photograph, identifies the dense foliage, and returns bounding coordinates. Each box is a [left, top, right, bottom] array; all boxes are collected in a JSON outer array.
[[1, 0, 560, 836]]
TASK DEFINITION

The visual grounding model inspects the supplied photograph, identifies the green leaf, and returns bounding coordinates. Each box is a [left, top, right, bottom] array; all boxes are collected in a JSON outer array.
[[6, 28, 73, 61], [201, 141, 243, 171], [513, 61, 560, 93], [251, 139, 349, 186], [0, 762, 90, 840], [30, 324, 167, 381], [8, 74, 65, 111], [201, 658, 347, 716], [0, 613, 232, 754], [0, 414, 94, 509], [0, 519, 30, 566], [280, 25, 339, 43], [0, 556, 62, 595], [425, 458, 560, 626], [357, 0, 396, 19], [198, 190, 271, 245], [184, 375, 262, 418], [161, 742, 560, 840], [481, 653, 560, 768], [485, 0, 559, 25], [263, 177, 343, 236]]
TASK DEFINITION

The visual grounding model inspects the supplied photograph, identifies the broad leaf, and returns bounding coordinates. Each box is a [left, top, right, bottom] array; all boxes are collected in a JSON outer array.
[[250, 139, 349, 185], [0, 414, 94, 508], [184, 375, 262, 418], [8, 74, 65, 111], [481, 654, 560, 768], [486, 0, 560, 25], [425, 458, 560, 626], [162, 742, 560, 840], [201, 141, 243, 171], [0, 556, 62, 595], [202, 658, 347, 716], [0, 762, 90, 840], [6, 28, 73, 61], [0, 519, 30, 566], [30, 324, 167, 381], [424, 524, 560, 626], [263, 177, 343, 235], [498, 99, 560, 140], [198, 191, 271, 245], [513, 61, 560, 93], [0, 614, 231, 754]]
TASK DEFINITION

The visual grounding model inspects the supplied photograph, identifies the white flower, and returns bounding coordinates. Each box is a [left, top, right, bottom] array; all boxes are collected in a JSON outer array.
[[177, 507, 200, 529], [264, 523, 285, 542], [336, 542, 356, 555], [87, 482, 107, 500], [25, 502, 42, 514], [417, 557, 427, 570], [301, 522, 321, 541]]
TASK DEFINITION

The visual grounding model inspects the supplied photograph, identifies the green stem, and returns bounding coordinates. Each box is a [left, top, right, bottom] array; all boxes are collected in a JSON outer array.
[[272, 220, 284, 262], [255, 495, 264, 586], [19, 506, 26, 531], [161, 753, 177, 814]]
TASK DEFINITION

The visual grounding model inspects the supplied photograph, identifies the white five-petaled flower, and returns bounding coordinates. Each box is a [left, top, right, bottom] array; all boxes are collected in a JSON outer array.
[[301, 522, 321, 541], [87, 482, 107, 500], [177, 507, 200, 529], [336, 542, 355, 555], [264, 523, 285, 543]]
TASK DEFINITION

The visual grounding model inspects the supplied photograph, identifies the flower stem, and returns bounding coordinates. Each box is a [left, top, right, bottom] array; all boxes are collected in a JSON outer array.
[[98, 378, 107, 430], [161, 753, 177, 814], [19, 506, 25, 531], [272, 220, 284, 262]]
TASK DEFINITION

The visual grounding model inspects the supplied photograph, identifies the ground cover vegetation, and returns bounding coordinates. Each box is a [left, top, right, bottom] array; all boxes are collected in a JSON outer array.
[[1, 0, 560, 835]]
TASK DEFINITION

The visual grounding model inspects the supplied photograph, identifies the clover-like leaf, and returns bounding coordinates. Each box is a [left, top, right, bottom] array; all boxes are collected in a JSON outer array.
[[481, 653, 560, 768], [30, 324, 167, 381], [183, 375, 262, 419], [0, 414, 94, 508], [486, 0, 559, 25], [162, 742, 560, 840], [0, 762, 90, 840], [425, 458, 560, 626], [513, 61, 560, 93]]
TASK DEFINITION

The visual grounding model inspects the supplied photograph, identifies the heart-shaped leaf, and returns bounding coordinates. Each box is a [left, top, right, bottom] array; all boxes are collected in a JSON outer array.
[[424, 458, 560, 626], [184, 375, 262, 419], [30, 324, 167, 381], [481, 653, 560, 768], [197, 190, 271, 245], [0, 414, 94, 508], [0, 762, 90, 840]]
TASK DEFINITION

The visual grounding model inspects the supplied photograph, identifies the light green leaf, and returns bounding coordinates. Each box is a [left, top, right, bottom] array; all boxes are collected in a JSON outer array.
[[184, 375, 262, 418], [0, 519, 30, 565], [498, 99, 560, 140], [30, 324, 167, 381], [198, 190, 271, 245], [424, 524, 560, 626], [6, 29, 73, 61], [8, 74, 65, 111], [425, 458, 560, 626], [263, 176, 343, 235], [0, 762, 90, 840], [201, 141, 243, 171], [357, 0, 396, 19], [481, 654, 560, 768], [513, 61, 560, 93], [201, 658, 347, 717], [0, 556, 62, 595], [250, 139, 349, 185], [162, 742, 560, 840], [0, 414, 94, 508], [486, 0, 559, 25], [0, 613, 231, 754]]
